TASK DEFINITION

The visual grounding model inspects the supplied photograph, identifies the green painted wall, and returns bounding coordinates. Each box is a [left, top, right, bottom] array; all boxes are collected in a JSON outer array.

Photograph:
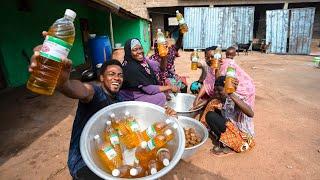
[[0, 0, 111, 87], [112, 15, 150, 54]]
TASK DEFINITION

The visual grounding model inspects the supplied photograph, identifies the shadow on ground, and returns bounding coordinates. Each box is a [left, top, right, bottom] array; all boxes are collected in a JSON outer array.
[[161, 160, 226, 180], [0, 87, 76, 165]]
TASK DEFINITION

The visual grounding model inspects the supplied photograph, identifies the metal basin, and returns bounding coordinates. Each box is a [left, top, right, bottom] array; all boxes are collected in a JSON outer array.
[[80, 101, 185, 180], [177, 116, 209, 160], [166, 93, 203, 118]]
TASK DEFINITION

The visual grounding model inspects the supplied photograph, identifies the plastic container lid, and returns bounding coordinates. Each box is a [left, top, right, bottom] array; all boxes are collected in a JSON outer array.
[[163, 159, 170, 166], [165, 119, 172, 124], [94, 135, 100, 140], [164, 129, 173, 136], [106, 121, 112, 126], [150, 168, 157, 175], [112, 169, 120, 177], [109, 113, 115, 118], [130, 168, 138, 176], [173, 123, 178, 129], [176, 10, 180, 13], [65, 9, 77, 20]]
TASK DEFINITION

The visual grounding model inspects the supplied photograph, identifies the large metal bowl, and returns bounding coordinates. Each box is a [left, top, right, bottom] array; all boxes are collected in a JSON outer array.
[[177, 116, 209, 160], [166, 93, 203, 118], [80, 101, 185, 180]]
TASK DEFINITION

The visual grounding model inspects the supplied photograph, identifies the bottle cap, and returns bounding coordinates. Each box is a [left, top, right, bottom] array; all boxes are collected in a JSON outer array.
[[150, 168, 157, 175], [164, 129, 173, 136], [65, 9, 77, 20], [94, 134, 100, 140], [165, 118, 172, 124], [130, 168, 138, 176], [140, 141, 147, 148], [106, 121, 112, 126], [176, 10, 180, 13], [163, 159, 170, 166], [157, 29, 161, 33], [112, 169, 120, 177], [125, 111, 130, 116], [173, 123, 178, 129], [109, 113, 115, 118]]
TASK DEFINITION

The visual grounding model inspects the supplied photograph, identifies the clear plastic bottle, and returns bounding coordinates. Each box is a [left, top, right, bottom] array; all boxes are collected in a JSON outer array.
[[27, 9, 76, 95], [191, 49, 199, 70], [176, 10, 188, 33], [211, 45, 222, 70], [148, 159, 160, 175], [130, 161, 146, 178], [224, 60, 236, 94], [94, 135, 122, 173], [156, 29, 168, 57], [111, 165, 132, 178], [104, 121, 122, 160], [113, 112, 141, 149], [135, 141, 152, 169], [156, 148, 171, 168]]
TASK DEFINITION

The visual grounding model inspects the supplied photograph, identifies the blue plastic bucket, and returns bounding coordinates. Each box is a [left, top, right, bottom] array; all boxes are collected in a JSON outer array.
[[89, 36, 112, 69]]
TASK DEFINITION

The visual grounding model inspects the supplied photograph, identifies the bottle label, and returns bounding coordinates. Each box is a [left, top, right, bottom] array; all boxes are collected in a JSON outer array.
[[129, 121, 140, 132], [178, 18, 185, 24], [147, 139, 156, 151], [226, 67, 236, 78], [158, 36, 166, 44], [146, 125, 157, 138], [110, 133, 120, 145], [40, 36, 72, 62], [103, 146, 117, 160]]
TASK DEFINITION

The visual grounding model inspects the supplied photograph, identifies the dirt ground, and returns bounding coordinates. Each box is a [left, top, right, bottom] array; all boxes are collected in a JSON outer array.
[[0, 51, 320, 180]]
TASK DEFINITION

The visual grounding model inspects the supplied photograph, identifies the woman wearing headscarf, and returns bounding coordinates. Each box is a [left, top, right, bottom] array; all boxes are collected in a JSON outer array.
[[120, 38, 178, 107], [149, 30, 187, 96]]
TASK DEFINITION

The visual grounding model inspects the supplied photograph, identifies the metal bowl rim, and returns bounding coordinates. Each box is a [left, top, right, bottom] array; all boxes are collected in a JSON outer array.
[[168, 93, 204, 113]]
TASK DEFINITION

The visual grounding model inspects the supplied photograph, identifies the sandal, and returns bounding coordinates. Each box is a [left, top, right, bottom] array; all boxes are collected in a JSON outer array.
[[210, 145, 235, 157]]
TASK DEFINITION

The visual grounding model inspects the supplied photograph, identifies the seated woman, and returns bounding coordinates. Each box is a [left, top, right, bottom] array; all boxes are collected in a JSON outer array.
[[204, 76, 255, 155], [120, 38, 178, 107], [149, 30, 187, 95]]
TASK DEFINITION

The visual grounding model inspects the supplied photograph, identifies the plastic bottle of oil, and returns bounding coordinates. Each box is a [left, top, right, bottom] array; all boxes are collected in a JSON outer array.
[[115, 112, 141, 149], [27, 9, 76, 95], [140, 119, 172, 141], [156, 29, 168, 57], [94, 135, 122, 173], [105, 121, 122, 160], [211, 45, 222, 70], [224, 60, 236, 94], [124, 111, 142, 147], [130, 163, 146, 178], [135, 141, 151, 169], [148, 159, 160, 175], [191, 49, 199, 70], [156, 148, 171, 168], [176, 10, 188, 33]]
